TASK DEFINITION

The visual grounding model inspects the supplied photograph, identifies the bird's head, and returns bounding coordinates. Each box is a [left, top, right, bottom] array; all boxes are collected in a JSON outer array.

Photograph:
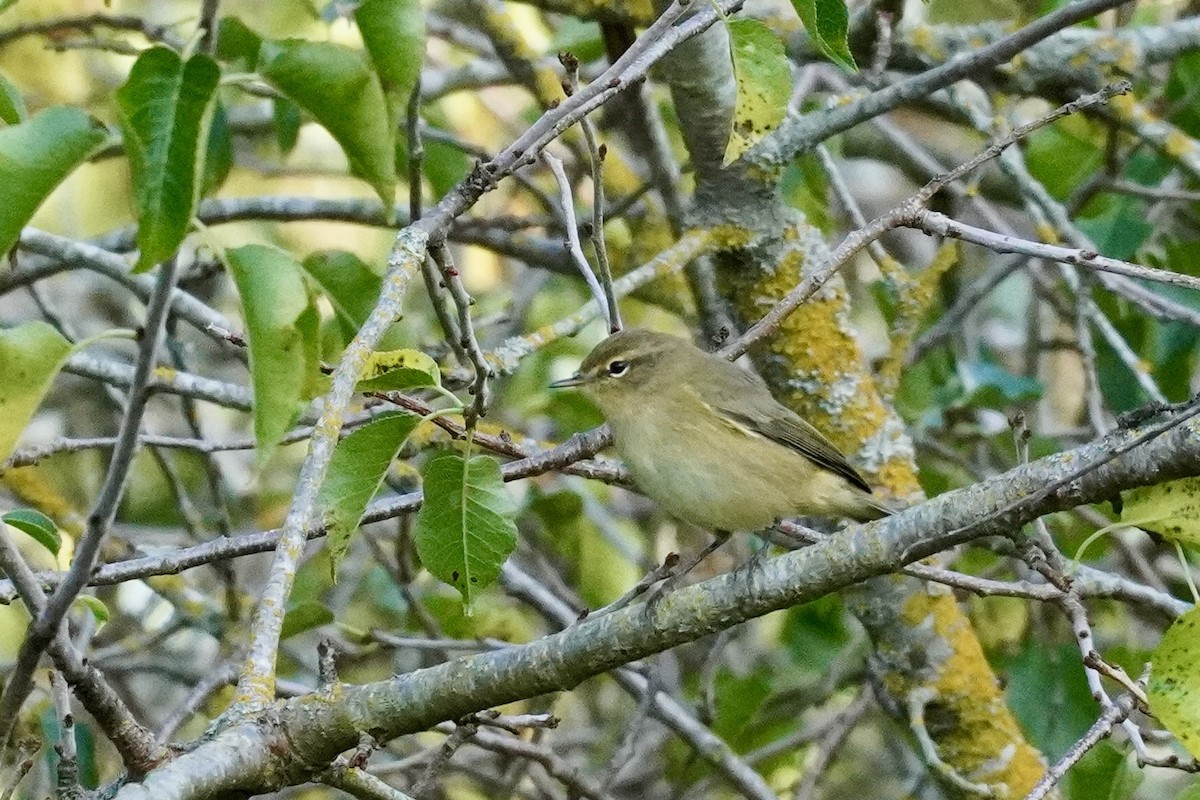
[[549, 328, 692, 411]]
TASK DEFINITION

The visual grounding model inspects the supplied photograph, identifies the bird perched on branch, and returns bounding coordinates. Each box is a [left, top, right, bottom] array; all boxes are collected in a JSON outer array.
[[550, 328, 892, 533]]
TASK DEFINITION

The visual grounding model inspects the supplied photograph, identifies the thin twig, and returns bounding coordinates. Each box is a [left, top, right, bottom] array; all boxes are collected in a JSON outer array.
[[727, 81, 1132, 359], [912, 210, 1200, 294], [430, 242, 491, 426], [1023, 694, 1135, 800], [50, 671, 80, 800], [561, 51, 621, 332], [542, 149, 613, 330]]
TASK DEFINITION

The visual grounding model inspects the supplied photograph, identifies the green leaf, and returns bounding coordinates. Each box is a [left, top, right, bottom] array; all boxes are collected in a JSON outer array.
[[299, 250, 382, 338], [1175, 783, 1200, 800], [115, 47, 220, 272], [280, 600, 334, 640], [0, 107, 107, 257], [418, 103, 472, 197], [1006, 641, 1098, 760], [1077, 197, 1153, 262], [1149, 605, 1200, 760], [319, 411, 420, 577], [357, 348, 442, 392], [72, 595, 110, 628], [355, 0, 424, 102], [1066, 742, 1141, 800], [215, 16, 262, 69], [0, 322, 74, 463], [1024, 116, 1104, 201], [259, 40, 396, 210], [0, 72, 25, 124], [226, 245, 322, 466], [1121, 477, 1200, 548], [201, 101, 232, 197], [273, 97, 302, 155], [788, 0, 855, 71], [2, 509, 59, 556], [415, 452, 518, 609], [782, 596, 852, 676], [723, 19, 792, 166]]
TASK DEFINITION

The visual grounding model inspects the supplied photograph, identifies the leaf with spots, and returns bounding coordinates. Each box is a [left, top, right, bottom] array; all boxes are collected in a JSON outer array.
[[415, 452, 517, 611], [357, 348, 442, 392], [1149, 604, 1200, 759], [318, 411, 420, 578], [723, 19, 792, 167], [1121, 477, 1200, 548], [788, 0, 855, 71], [0, 322, 74, 463]]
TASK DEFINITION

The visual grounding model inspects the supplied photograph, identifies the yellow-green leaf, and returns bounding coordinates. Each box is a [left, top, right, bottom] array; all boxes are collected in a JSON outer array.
[[0, 322, 73, 463], [1149, 605, 1200, 759], [1122, 477, 1200, 547], [723, 19, 792, 166], [72, 595, 110, 628], [0, 72, 25, 124], [357, 348, 441, 392]]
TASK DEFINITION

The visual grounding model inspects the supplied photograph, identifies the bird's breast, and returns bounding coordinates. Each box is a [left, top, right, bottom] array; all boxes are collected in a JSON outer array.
[[607, 402, 806, 531]]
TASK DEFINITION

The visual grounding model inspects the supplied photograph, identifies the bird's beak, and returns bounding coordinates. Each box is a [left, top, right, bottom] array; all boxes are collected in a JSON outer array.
[[549, 373, 586, 388]]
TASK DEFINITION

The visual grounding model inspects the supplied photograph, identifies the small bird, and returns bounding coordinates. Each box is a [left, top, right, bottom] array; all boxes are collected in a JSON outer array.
[[550, 328, 891, 532]]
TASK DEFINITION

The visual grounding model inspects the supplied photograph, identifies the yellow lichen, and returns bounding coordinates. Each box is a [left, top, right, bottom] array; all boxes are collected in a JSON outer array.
[[901, 591, 1049, 794]]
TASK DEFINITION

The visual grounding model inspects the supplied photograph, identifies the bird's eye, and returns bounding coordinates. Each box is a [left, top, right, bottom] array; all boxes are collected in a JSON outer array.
[[607, 359, 629, 377]]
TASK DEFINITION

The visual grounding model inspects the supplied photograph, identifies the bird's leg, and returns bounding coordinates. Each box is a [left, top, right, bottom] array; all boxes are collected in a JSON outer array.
[[675, 530, 732, 579], [577, 552, 680, 620], [644, 530, 732, 607], [733, 530, 772, 579]]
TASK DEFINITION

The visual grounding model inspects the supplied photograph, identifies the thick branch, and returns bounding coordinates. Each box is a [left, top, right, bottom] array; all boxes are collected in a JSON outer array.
[[114, 413, 1200, 798]]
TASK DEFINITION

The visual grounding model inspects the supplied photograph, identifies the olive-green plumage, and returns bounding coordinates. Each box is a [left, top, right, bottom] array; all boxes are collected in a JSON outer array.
[[551, 328, 891, 530]]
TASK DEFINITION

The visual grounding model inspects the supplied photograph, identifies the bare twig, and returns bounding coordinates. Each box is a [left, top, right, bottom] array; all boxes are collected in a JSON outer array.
[[912, 210, 1200, 294], [430, 242, 491, 426], [727, 81, 1132, 359], [1023, 693, 1136, 800], [542, 149, 612, 330], [561, 51, 621, 332]]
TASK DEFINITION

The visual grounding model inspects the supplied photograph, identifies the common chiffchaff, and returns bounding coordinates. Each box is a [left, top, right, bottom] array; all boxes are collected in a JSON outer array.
[[550, 329, 891, 531]]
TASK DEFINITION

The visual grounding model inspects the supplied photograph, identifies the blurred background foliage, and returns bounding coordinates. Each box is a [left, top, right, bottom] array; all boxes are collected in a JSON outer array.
[[0, 0, 1198, 798]]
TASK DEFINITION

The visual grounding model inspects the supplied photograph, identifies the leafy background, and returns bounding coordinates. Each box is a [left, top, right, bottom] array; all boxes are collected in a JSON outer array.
[[0, 0, 1198, 798]]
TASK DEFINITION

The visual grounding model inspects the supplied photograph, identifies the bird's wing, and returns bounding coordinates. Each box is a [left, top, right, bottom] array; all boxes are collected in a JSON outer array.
[[697, 364, 874, 494]]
